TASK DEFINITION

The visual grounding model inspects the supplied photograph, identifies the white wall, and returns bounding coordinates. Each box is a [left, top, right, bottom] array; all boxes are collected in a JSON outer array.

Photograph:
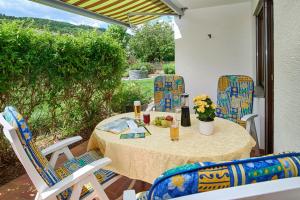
[[273, 0, 300, 152], [175, 2, 255, 103], [174, 1, 267, 148], [252, 0, 259, 13]]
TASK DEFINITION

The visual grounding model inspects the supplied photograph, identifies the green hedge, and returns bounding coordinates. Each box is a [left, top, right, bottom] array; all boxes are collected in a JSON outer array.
[[163, 62, 175, 74], [0, 21, 126, 167]]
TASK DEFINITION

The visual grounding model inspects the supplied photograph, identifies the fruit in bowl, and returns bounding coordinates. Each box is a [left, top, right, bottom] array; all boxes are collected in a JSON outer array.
[[165, 115, 173, 122], [153, 115, 174, 128]]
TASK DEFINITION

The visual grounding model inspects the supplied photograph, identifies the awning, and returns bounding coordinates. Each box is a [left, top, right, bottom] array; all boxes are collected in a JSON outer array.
[[31, 0, 184, 27]]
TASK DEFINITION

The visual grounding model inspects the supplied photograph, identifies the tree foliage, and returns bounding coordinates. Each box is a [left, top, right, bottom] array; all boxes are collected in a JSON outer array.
[[0, 14, 105, 34], [104, 24, 130, 49], [129, 22, 175, 62]]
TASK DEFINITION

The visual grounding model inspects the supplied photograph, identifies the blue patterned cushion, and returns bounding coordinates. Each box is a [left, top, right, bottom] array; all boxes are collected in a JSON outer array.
[[3, 106, 61, 185], [216, 75, 254, 127], [56, 150, 118, 199], [154, 75, 185, 112], [147, 152, 300, 200]]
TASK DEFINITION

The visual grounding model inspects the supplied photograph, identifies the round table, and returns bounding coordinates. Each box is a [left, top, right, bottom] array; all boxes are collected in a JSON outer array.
[[87, 112, 256, 183]]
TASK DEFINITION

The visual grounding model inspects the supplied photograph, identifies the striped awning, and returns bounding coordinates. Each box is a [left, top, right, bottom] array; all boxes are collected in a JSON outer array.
[[31, 0, 183, 27]]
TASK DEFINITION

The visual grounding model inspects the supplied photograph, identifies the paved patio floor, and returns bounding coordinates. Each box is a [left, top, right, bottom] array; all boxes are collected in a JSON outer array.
[[0, 139, 262, 200]]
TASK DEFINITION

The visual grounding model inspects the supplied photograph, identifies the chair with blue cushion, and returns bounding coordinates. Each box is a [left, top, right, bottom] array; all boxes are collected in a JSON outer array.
[[149, 75, 185, 112], [124, 152, 300, 200], [0, 106, 122, 200], [216, 75, 259, 148]]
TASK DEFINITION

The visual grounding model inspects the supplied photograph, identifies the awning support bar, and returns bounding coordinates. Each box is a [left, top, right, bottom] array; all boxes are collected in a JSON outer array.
[[160, 0, 184, 16]]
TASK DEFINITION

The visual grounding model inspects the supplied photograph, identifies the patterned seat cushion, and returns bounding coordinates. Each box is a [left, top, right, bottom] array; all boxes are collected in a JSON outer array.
[[3, 106, 117, 200], [216, 75, 254, 127], [146, 152, 300, 200], [56, 150, 117, 199], [154, 75, 185, 112]]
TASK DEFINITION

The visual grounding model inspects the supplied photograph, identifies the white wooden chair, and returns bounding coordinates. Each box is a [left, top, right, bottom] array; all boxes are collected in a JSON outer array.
[[0, 107, 121, 200]]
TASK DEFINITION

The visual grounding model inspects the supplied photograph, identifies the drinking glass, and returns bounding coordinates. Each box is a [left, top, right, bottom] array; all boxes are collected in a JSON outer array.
[[143, 111, 150, 125], [170, 120, 179, 141], [134, 101, 141, 120]]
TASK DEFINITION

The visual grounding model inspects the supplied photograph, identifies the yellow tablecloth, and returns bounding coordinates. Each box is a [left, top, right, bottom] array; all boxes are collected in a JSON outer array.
[[87, 112, 256, 183]]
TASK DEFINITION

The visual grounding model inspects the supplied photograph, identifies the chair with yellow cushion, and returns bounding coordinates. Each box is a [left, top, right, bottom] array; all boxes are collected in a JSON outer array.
[[216, 75, 259, 148], [124, 152, 300, 200], [151, 75, 185, 112], [0, 106, 121, 200]]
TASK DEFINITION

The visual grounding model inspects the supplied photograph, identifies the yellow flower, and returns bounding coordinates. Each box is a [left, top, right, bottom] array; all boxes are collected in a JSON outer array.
[[199, 94, 208, 100], [211, 103, 217, 109], [197, 106, 205, 113], [196, 100, 207, 107]]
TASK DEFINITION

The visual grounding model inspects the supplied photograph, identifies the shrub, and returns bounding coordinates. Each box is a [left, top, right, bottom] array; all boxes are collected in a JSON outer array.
[[163, 62, 175, 74], [0, 21, 126, 174], [140, 66, 148, 72], [129, 62, 154, 73], [111, 82, 151, 113]]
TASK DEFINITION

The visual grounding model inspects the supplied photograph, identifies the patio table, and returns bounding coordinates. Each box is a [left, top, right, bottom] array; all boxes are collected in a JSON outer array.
[[87, 112, 256, 184]]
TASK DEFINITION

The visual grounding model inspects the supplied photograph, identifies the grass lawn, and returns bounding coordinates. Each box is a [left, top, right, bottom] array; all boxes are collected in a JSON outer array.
[[123, 78, 154, 99]]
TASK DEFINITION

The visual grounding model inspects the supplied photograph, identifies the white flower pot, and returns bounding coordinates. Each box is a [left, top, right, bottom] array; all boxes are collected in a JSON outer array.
[[198, 120, 214, 136]]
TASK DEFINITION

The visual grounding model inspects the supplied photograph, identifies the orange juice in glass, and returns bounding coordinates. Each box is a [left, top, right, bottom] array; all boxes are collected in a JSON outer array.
[[134, 101, 141, 120], [170, 120, 179, 141]]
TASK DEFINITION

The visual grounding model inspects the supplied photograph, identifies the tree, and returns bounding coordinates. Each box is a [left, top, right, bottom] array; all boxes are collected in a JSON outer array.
[[104, 24, 130, 49], [0, 14, 105, 35], [129, 22, 175, 62]]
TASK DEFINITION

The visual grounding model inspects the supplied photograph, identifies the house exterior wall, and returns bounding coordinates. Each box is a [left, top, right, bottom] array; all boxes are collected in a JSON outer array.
[[273, 0, 300, 152], [175, 2, 255, 103], [174, 1, 270, 147]]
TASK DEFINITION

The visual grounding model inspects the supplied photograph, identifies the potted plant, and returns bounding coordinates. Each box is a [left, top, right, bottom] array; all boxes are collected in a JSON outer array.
[[193, 95, 217, 135]]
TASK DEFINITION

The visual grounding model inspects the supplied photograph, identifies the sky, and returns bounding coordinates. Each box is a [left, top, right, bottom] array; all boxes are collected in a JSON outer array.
[[0, 0, 109, 29]]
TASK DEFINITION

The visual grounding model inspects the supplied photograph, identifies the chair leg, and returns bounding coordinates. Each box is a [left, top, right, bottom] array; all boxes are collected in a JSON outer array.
[[70, 181, 84, 200], [90, 175, 109, 200], [250, 119, 259, 149]]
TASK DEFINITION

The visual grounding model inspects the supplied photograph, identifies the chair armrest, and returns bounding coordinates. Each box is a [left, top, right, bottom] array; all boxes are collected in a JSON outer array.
[[241, 114, 258, 122], [39, 157, 111, 200], [41, 136, 82, 156], [123, 190, 137, 200]]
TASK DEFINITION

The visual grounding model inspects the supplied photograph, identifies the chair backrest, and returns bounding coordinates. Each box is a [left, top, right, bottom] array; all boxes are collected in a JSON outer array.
[[0, 106, 60, 192], [216, 75, 254, 127], [154, 75, 185, 112], [147, 152, 300, 200]]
